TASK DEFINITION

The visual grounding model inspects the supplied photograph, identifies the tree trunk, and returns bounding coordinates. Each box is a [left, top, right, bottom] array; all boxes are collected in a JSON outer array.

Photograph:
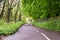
[[15, 6, 18, 22], [19, 13, 21, 21], [6, 8, 11, 23], [0, 0, 6, 18], [15, 1, 19, 22]]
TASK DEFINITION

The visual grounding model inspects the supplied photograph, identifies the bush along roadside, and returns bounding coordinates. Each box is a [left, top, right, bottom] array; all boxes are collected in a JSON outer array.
[[0, 21, 24, 35], [32, 17, 60, 32]]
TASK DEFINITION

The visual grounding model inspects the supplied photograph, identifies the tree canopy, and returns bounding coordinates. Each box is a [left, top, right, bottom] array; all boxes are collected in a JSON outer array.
[[21, 0, 60, 19]]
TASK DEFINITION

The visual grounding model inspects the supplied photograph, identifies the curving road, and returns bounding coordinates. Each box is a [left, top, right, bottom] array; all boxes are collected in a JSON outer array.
[[2, 24, 60, 40]]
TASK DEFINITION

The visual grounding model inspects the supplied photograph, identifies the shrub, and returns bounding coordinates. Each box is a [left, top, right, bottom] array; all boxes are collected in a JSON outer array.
[[33, 17, 60, 31], [0, 21, 24, 35]]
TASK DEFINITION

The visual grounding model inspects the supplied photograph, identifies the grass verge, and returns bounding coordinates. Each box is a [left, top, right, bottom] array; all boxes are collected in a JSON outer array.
[[33, 17, 60, 31], [0, 21, 24, 35]]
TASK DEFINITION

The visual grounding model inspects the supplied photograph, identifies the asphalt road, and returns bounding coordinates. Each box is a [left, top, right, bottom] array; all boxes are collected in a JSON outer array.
[[2, 24, 60, 40]]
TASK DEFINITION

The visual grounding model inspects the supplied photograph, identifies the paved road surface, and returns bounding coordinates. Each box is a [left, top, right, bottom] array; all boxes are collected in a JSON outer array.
[[2, 24, 60, 40]]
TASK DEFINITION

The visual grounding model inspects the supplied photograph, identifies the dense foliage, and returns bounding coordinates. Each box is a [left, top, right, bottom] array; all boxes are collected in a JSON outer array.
[[21, 0, 60, 19]]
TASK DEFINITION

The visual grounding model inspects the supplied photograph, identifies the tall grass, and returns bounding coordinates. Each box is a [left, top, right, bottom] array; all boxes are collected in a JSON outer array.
[[0, 21, 24, 35], [33, 17, 60, 31]]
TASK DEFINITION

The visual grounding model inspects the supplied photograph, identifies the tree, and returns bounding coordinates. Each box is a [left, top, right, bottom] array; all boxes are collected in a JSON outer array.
[[15, 0, 20, 22], [19, 13, 21, 21], [0, 0, 21, 22], [0, 0, 6, 18], [21, 0, 58, 20], [56, 0, 60, 16], [6, 0, 19, 22]]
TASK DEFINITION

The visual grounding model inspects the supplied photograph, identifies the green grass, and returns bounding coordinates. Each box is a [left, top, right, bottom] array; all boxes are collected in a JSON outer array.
[[0, 21, 24, 35], [33, 17, 60, 31]]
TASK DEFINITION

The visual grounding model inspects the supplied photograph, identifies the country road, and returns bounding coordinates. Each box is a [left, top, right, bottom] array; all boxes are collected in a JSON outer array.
[[2, 24, 60, 40]]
